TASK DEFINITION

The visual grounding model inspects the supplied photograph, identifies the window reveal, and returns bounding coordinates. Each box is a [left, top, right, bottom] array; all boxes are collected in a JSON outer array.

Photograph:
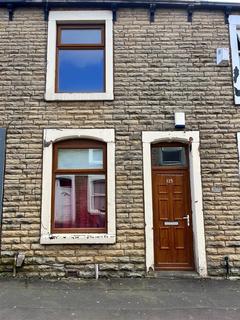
[[56, 25, 105, 93], [52, 140, 107, 233]]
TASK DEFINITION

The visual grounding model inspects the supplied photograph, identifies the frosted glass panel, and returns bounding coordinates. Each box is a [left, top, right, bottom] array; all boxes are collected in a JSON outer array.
[[58, 149, 103, 169]]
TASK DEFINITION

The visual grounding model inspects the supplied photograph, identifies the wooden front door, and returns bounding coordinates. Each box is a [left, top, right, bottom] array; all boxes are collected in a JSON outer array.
[[152, 144, 194, 270]]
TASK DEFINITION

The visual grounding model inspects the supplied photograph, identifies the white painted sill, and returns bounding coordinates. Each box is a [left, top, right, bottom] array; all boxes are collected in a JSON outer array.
[[45, 92, 114, 101], [40, 233, 116, 245]]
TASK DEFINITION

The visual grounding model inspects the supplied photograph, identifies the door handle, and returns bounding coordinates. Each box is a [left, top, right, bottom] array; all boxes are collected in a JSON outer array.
[[182, 214, 190, 227]]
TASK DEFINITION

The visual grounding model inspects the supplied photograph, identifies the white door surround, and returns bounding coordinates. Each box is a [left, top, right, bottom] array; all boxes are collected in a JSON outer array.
[[142, 131, 207, 277]]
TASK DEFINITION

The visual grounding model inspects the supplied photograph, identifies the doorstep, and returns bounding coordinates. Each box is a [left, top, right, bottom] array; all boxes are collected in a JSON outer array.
[[147, 270, 201, 279]]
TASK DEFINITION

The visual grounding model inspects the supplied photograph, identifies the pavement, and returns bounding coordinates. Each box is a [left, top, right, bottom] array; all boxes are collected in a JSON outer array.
[[0, 277, 240, 320]]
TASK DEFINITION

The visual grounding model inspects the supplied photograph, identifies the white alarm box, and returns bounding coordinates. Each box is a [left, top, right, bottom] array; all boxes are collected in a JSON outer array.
[[175, 112, 185, 128], [216, 48, 229, 66]]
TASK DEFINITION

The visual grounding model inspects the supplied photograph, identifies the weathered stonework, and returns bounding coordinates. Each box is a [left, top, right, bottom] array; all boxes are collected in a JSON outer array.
[[0, 7, 240, 278]]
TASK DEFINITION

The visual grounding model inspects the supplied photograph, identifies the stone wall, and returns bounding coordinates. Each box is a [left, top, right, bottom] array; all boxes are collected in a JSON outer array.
[[0, 7, 240, 278]]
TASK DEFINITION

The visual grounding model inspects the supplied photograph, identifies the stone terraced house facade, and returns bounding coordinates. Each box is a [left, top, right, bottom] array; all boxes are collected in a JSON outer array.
[[0, 0, 240, 278]]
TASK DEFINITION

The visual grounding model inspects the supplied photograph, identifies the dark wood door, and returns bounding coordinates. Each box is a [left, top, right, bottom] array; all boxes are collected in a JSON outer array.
[[152, 170, 194, 270]]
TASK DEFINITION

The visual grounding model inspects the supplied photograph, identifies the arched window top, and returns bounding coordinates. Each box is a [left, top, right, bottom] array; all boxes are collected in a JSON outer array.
[[53, 139, 106, 172], [53, 138, 106, 149]]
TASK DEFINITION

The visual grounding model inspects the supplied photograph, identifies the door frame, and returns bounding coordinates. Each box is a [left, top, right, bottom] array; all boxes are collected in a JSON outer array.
[[152, 144, 194, 270], [142, 131, 207, 277]]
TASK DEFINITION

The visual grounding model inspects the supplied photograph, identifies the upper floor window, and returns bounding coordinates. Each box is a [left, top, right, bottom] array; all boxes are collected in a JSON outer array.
[[229, 15, 240, 105], [57, 25, 105, 93], [45, 11, 113, 101]]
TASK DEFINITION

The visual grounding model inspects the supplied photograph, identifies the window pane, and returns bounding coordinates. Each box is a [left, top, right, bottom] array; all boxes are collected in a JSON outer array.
[[54, 175, 106, 229], [152, 147, 186, 166], [91, 149, 102, 163], [58, 49, 104, 93], [58, 148, 103, 169], [61, 29, 102, 45]]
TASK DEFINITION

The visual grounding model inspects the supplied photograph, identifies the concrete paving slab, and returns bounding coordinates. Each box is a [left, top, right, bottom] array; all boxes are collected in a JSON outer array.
[[0, 278, 239, 320]]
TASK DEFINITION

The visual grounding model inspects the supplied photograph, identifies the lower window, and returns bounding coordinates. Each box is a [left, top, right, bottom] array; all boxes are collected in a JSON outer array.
[[52, 139, 107, 233], [40, 129, 115, 244]]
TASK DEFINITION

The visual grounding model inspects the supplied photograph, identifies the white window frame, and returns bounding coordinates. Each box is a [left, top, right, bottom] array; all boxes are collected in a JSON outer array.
[[40, 129, 115, 244], [87, 175, 106, 215], [229, 15, 240, 105], [45, 11, 113, 101]]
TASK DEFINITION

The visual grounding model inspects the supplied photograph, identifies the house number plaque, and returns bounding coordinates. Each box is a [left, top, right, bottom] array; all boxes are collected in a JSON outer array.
[[166, 178, 174, 184]]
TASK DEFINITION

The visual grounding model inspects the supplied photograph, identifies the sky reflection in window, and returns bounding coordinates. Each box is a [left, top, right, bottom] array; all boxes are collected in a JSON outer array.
[[61, 29, 102, 45], [58, 50, 104, 93]]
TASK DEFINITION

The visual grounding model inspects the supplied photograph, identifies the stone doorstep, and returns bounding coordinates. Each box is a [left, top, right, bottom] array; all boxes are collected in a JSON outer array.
[[147, 271, 240, 280], [147, 270, 201, 279]]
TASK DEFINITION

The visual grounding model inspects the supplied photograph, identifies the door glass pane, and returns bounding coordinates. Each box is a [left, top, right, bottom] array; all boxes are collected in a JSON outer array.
[[58, 149, 103, 169], [152, 147, 186, 166], [54, 174, 106, 229], [58, 49, 104, 93], [61, 29, 102, 45]]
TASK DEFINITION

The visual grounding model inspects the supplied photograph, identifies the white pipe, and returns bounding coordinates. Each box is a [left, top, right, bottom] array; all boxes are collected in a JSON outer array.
[[95, 264, 99, 280]]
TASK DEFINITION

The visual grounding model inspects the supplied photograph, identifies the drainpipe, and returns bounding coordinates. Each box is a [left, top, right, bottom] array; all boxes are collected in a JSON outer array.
[[224, 256, 230, 278], [0, 128, 6, 258]]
